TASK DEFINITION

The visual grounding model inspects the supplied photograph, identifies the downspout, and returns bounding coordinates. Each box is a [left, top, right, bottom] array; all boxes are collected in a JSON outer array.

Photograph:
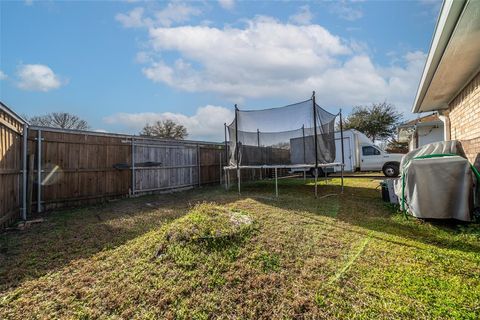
[[438, 111, 451, 140]]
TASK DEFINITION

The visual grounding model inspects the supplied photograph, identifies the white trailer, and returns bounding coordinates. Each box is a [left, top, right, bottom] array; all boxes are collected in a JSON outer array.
[[290, 129, 404, 177]]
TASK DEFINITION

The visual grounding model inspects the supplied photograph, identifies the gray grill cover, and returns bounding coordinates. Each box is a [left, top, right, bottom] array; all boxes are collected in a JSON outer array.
[[394, 140, 476, 221]]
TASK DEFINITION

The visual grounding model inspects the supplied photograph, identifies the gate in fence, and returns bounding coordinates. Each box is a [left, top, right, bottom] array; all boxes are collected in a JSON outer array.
[[0, 103, 227, 228]]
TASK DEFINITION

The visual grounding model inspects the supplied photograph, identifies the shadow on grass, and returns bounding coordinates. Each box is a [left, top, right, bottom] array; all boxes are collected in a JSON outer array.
[[237, 178, 480, 255], [1, 177, 478, 294], [0, 188, 238, 293]]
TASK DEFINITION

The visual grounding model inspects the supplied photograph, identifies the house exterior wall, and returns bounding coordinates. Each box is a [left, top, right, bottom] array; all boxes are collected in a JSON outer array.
[[407, 124, 444, 151], [418, 126, 444, 147], [447, 71, 480, 169]]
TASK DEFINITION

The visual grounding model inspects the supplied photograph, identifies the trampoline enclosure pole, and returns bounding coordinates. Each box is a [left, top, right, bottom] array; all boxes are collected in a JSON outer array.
[[340, 109, 345, 193], [302, 125, 306, 179], [235, 105, 240, 195], [224, 123, 228, 166], [224, 123, 228, 190], [257, 129, 262, 180], [275, 167, 278, 197], [312, 91, 318, 197]]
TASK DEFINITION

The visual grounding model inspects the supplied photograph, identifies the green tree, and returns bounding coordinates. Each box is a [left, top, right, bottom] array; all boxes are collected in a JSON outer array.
[[343, 102, 402, 141], [27, 112, 90, 130], [140, 119, 188, 139]]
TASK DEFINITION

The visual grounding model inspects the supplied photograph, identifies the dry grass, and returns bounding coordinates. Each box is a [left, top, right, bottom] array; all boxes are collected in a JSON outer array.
[[1, 178, 479, 319]]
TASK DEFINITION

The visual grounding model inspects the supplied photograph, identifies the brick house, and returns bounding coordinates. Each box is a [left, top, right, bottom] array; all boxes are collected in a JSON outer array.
[[412, 0, 480, 169]]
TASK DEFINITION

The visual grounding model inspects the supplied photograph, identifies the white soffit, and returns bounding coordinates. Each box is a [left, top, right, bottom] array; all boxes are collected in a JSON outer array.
[[413, 0, 480, 113]]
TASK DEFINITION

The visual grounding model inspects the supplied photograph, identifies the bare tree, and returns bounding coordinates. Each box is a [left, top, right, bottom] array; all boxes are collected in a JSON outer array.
[[140, 119, 188, 139], [27, 112, 90, 130]]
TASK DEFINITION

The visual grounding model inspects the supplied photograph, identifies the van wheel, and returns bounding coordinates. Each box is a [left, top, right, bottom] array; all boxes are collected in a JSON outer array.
[[309, 167, 325, 178], [383, 164, 399, 177]]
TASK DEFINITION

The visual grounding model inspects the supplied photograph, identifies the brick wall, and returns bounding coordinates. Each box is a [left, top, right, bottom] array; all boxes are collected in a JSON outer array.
[[448, 71, 480, 169]]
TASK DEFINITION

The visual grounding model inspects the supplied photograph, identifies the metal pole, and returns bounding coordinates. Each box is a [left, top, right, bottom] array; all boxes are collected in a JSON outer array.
[[237, 168, 241, 195], [21, 124, 28, 220], [275, 167, 278, 198], [131, 137, 135, 195], [197, 144, 201, 187], [235, 104, 240, 195], [219, 153, 222, 186], [224, 168, 228, 190], [257, 128, 262, 180], [302, 124, 306, 181], [312, 91, 319, 198], [224, 123, 228, 190], [37, 129, 42, 213], [227, 169, 230, 190], [339, 109, 345, 193], [224, 123, 228, 167]]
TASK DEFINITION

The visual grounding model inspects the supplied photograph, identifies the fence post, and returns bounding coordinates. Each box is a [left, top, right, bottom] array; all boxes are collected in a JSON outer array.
[[197, 144, 201, 187], [21, 124, 28, 220], [36, 130, 42, 212]]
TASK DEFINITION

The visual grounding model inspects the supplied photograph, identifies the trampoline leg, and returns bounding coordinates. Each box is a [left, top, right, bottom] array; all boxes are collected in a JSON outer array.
[[237, 168, 241, 195], [228, 170, 230, 190], [341, 165, 344, 194], [224, 169, 228, 191], [303, 170, 306, 181], [315, 170, 318, 198], [275, 167, 278, 198]]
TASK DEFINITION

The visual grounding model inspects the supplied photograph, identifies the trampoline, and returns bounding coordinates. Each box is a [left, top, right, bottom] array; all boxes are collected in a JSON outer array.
[[223, 92, 345, 197]]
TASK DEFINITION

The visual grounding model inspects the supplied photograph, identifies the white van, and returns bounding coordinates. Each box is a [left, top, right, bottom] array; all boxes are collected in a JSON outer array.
[[290, 129, 404, 177]]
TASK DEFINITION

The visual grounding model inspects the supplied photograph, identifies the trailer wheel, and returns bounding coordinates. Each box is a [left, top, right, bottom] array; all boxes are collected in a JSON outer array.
[[382, 163, 399, 177]]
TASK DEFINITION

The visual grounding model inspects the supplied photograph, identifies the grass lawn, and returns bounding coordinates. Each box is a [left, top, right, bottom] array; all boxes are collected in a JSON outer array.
[[1, 177, 479, 319]]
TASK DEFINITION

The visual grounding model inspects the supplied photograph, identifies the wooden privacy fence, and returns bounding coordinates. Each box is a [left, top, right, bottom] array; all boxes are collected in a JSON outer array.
[[28, 128, 225, 213], [28, 128, 133, 211], [0, 104, 26, 229], [0, 108, 227, 228], [132, 137, 224, 194]]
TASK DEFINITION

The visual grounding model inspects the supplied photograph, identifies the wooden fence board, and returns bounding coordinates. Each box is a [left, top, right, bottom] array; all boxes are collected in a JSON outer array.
[[0, 108, 24, 228], [2, 123, 228, 226]]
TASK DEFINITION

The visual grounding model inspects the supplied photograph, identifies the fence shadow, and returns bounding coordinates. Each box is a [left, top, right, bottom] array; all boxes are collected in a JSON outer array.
[[0, 187, 236, 293], [2, 178, 479, 294]]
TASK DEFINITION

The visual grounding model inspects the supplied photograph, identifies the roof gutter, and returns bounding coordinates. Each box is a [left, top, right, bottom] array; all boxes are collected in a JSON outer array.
[[411, 0, 467, 113]]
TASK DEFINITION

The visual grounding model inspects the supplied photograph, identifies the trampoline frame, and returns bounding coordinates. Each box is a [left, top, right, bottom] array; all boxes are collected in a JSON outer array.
[[224, 92, 346, 198], [223, 162, 344, 197]]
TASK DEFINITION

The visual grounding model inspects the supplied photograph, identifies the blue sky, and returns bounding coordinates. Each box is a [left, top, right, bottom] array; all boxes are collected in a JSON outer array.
[[0, 0, 441, 141]]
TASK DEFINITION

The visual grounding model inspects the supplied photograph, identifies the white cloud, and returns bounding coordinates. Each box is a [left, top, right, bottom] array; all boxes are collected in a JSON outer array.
[[16, 64, 64, 92], [135, 16, 425, 113], [155, 2, 201, 27], [116, 7, 147, 28], [289, 5, 313, 25], [218, 0, 235, 10], [0, 70, 7, 80], [330, 1, 363, 21], [116, 2, 201, 28], [104, 105, 234, 141]]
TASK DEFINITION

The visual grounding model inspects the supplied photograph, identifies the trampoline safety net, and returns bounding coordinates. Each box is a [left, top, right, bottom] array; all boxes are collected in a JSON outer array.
[[227, 97, 338, 166]]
